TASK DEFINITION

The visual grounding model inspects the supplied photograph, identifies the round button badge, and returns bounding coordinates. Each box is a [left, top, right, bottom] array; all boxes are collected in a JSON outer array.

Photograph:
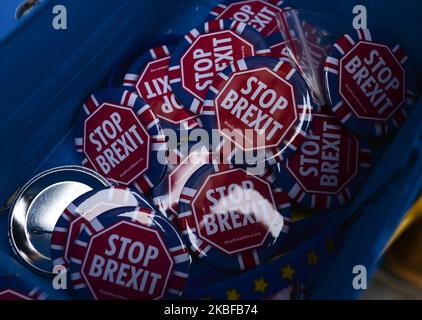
[[75, 88, 167, 193]]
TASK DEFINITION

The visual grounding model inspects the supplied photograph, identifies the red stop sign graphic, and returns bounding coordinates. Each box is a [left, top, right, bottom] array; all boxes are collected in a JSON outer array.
[[286, 114, 359, 194], [0, 290, 32, 300], [81, 221, 174, 300], [339, 42, 405, 121], [215, 68, 297, 151], [181, 30, 255, 102], [136, 57, 197, 124], [191, 168, 279, 254], [215, 0, 284, 37], [84, 103, 150, 185]]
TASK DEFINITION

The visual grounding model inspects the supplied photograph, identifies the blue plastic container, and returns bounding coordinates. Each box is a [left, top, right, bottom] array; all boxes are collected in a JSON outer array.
[[0, 0, 421, 300]]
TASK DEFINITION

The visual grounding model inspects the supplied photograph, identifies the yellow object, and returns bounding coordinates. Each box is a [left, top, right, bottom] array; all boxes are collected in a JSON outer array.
[[386, 194, 422, 251], [306, 250, 319, 265], [382, 194, 422, 289], [226, 289, 241, 300], [281, 264, 295, 280], [254, 278, 269, 293]]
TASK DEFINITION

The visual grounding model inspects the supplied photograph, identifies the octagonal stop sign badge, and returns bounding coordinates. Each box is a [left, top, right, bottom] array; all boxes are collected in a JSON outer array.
[[83, 103, 150, 185], [323, 29, 417, 137], [287, 113, 359, 196], [211, 0, 286, 37], [340, 41, 405, 121], [191, 168, 280, 254], [215, 67, 297, 151], [181, 30, 255, 103], [81, 221, 173, 300], [136, 56, 197, 125]]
